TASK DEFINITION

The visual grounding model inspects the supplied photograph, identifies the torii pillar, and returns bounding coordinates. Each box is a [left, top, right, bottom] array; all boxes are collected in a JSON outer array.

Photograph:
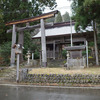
[[41, 19, 47, 67], [18, 31, 24, 62], [11, 24, 16, 67]]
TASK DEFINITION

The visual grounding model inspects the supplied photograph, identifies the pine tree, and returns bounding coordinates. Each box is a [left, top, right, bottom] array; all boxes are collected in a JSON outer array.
[[54, 11, 62, 23], [62, 11, 70, 22], [71, 0, 100, 31]]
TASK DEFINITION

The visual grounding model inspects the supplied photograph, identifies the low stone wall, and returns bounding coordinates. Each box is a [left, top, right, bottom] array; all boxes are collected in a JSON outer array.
[[22, 72, 100, 84]]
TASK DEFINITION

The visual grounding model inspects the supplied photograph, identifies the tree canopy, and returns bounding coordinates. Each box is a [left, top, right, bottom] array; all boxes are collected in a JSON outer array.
[[0, 0, 57, 44], [71, 0, 100, 31]]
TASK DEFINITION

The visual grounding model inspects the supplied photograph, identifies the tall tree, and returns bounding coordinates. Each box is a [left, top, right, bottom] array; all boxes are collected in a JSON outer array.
[[71, 0, 100, 31], [62, 11, 70, 22], [54, 11, 62, 23], [71, 0, 100, 65]]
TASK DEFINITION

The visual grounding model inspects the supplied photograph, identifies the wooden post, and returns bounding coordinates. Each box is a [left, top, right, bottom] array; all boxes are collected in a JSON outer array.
[[18, 31, 24, 62], [93, 20, 99, 65], [16, 53, 19, 82], [40, 19, 47, 67], [53, 41, 55, 60], [94, 31, 99, 65], [27, 56, 30, 65], [40, 51, 42, 67], [11, 24, 16, 67], [70, 16, 73, 47], [86, 40, 89, 67], [32, 53, 34, 60]]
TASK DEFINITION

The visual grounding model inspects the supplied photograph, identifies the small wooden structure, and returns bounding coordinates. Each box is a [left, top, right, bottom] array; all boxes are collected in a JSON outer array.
[[65, 46, 86, 69]]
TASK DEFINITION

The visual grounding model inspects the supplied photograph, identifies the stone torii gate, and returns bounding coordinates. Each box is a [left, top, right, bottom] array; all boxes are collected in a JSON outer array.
[[6, 10, 58, 67]]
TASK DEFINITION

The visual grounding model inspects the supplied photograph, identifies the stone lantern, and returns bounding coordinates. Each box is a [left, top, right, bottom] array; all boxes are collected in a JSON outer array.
[[26, 51, 31, 65]]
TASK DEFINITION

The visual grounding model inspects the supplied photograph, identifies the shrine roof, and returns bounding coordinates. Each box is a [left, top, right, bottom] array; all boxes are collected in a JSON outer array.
[[32, 21, 93, 39]]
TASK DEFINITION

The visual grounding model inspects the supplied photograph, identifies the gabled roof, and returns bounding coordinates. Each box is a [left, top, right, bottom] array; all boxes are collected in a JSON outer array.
[[33, 26, 75, 38], [32, 21, 93, 39]]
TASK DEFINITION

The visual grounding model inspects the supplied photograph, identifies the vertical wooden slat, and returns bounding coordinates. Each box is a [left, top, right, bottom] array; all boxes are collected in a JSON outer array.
[[16, 54, 19, 82], [53, 41, 55, 59], [70, 16, 73, 47], [86, 40, 89, 67]]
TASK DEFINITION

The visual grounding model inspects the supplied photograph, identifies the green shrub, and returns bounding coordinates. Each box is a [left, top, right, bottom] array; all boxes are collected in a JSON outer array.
[[62, 50, 67, 59], [0, 41, 11, 65], [34, 50, 40, 59]]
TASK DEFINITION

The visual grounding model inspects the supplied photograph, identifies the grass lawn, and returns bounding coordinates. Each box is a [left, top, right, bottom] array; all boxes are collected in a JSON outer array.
[[29, 67, 100, 75]]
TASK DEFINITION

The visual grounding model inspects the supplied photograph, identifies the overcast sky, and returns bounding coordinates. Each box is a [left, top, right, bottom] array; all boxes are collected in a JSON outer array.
[[44, 0, 73, 15]]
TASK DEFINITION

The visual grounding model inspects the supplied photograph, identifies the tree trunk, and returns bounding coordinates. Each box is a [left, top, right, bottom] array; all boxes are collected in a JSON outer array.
[[93, 20, 99, 65]]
